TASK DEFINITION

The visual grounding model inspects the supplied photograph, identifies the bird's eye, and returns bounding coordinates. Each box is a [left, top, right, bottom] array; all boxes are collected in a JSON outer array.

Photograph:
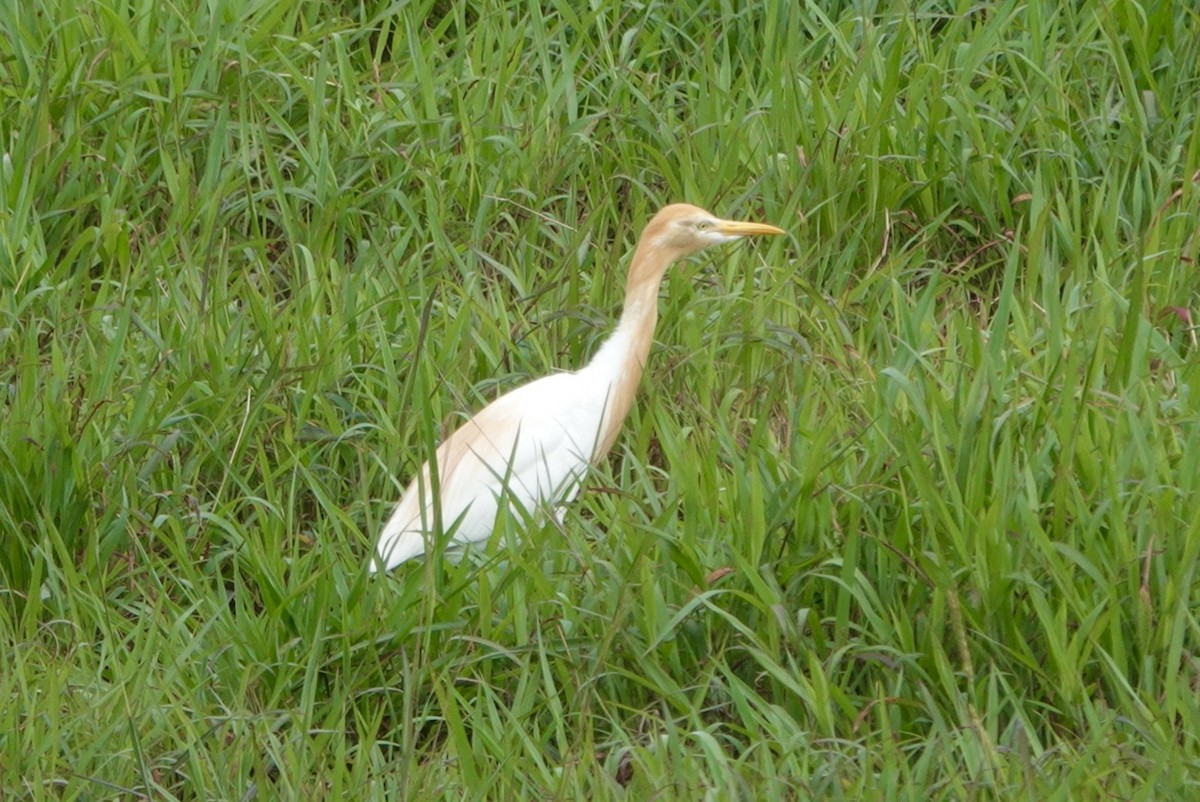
[[695, 221, 710, 231]]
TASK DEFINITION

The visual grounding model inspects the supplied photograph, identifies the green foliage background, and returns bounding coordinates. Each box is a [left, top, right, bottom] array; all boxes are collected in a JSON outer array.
[[2, 0, 1198, 798]]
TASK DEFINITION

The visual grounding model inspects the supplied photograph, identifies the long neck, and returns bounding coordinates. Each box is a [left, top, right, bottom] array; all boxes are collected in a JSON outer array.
[[582, 240, 675, 458]]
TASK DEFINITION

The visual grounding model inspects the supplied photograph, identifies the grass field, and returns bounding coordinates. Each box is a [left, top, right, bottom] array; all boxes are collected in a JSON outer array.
[[3, 0, 1200, 798]]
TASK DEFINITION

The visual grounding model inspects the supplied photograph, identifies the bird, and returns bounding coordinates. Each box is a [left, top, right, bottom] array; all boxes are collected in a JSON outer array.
[[372, 203, 785, 571]]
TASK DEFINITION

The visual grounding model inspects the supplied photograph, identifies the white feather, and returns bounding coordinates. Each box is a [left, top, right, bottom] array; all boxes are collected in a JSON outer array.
[[372, 369, 614, 571]]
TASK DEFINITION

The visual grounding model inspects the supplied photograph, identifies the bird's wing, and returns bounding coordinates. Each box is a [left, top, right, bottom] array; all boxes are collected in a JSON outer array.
[[373, 372, 605, 570]]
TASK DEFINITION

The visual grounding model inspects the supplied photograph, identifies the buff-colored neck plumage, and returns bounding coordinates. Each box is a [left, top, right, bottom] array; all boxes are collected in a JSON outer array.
[[581, 207, 699, 458]]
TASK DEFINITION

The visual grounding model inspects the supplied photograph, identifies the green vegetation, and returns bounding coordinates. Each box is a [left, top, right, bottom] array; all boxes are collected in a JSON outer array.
[[3, 0, 1199, 798]]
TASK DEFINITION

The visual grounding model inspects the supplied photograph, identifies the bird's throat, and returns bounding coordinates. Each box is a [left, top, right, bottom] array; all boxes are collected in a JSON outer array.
[[585, 246, 674, 459]]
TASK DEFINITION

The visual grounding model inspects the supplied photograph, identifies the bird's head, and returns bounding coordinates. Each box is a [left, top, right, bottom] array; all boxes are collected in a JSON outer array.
[[642, 203, 785, 260]]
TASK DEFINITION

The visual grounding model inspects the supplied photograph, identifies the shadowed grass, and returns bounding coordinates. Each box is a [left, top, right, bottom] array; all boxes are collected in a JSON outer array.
[[2, 0, 1199, 798]]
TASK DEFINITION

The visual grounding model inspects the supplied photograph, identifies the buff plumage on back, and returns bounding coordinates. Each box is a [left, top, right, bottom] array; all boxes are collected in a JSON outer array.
[[372, 204, 784, 571], [373, 372, 597, 569]]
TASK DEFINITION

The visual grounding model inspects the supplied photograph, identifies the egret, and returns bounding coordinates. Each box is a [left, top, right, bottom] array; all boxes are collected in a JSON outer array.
[[372, 203, 785, 571]]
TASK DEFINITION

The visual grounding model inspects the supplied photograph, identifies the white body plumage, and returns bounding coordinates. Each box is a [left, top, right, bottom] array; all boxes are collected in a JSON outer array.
[[374, 351, 621, 567]]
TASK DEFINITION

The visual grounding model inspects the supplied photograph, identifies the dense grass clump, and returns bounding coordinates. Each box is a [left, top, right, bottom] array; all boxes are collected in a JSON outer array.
[[2, 0, 1199, 798]]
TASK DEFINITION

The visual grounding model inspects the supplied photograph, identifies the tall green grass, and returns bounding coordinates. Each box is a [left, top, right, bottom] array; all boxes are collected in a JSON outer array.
[[2, 0, 1198, 798]]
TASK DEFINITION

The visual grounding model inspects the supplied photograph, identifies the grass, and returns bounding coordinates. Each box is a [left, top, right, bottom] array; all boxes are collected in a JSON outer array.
[[2, 0, 1199, 798]]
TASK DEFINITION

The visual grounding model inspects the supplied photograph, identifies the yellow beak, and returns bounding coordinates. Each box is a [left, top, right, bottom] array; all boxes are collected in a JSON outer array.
[[714, 219, 787, 237]]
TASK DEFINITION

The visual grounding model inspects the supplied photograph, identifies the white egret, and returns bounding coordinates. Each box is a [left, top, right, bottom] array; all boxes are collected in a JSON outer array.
[[372, 203, 785, 571]]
